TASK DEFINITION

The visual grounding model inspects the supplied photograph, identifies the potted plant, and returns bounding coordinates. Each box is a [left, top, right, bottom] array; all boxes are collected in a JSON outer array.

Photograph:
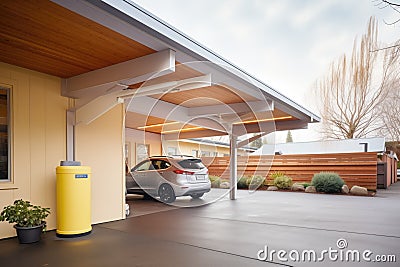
[[0, 199, 50, 244]]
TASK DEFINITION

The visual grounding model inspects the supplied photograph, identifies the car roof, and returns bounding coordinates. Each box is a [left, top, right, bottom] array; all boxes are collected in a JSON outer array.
[[149, 155, 199, 160]]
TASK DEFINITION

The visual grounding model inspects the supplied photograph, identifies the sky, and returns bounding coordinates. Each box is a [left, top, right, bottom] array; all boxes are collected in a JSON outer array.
[[132, 0, 399, 143]]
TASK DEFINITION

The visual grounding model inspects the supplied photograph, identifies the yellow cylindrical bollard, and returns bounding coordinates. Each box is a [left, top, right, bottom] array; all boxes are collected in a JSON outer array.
[[56, 165, 92, 237]]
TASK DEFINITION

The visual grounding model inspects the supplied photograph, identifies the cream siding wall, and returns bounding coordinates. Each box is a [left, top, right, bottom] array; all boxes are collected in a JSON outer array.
[[0, 63, 68, 238], [75, 104, 125, 224], [0, 63, 126, 239]]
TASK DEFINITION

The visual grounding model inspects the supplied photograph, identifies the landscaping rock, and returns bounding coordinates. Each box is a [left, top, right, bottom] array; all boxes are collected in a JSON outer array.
[[341, 184, 349, 194], [350, 185, 368, 196], [220, 182, 230, 189], [267, 186, 278, 191], [291, 183, 305, 191], [305, 186, 316, 193]]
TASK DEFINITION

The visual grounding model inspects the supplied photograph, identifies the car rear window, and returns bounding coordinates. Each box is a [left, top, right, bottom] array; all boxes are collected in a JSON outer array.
[[177, 159, 205, 169]]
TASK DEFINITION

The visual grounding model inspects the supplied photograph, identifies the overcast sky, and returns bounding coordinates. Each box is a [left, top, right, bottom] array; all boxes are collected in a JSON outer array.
[[133, 0, 399, 142]]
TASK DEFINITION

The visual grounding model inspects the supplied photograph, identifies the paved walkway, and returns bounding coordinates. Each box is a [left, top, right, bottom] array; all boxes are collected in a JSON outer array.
[[1, 183, 399, 266]]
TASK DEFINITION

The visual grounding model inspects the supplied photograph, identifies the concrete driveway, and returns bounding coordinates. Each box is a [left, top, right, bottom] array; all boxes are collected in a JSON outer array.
[[1, 184, 399, 266]]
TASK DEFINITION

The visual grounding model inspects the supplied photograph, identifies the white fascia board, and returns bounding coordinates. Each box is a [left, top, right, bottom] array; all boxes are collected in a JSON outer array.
[[119, 74, 211, 98], [188, 100, 273, 117], [62, 49, 175, 98]]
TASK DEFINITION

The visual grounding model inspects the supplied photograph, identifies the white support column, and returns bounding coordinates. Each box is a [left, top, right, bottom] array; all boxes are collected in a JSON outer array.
[[229, 134, 238, 200]]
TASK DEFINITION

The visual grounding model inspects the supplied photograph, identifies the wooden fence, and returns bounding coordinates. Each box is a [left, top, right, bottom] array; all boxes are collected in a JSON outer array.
[[377, 154, 398, 189], [202, 152, 378, 190]]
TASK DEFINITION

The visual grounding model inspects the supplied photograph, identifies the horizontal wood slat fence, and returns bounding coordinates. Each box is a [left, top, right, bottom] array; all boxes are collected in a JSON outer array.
[[202, 152, 378, 190]]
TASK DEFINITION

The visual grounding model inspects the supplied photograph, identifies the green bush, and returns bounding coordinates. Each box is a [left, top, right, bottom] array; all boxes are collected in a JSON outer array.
[[248, 175, 265, 189], [269, 171, 286, 180], [311, 172, 344, 193], [273, 175, 293, 189], [300, 182, 311, 188], [209, 175, 221, 188], [237, 176, 248, 189]]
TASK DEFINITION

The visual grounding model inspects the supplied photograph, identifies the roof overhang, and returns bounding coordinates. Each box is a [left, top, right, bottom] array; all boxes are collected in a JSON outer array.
[[0, 0, 320, 140]]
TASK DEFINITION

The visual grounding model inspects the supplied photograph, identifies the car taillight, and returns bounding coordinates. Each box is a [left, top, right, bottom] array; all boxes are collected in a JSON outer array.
[[174, 169, 195, 175]]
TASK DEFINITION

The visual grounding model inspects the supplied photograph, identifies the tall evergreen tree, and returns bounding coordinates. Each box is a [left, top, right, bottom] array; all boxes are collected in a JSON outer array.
[[286, 130, 293, 143]]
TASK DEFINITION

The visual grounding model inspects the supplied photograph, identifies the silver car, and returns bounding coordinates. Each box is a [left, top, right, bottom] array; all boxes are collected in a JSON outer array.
[[126, 156, 211, 203]]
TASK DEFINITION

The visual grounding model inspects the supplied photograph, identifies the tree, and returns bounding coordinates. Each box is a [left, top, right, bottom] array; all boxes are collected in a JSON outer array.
[[286, 130, 293, 143], [315, 17, 398, 139], [379, 79, 400, 142], [250, 134, 263, 148], [374, 0, 400, 25]]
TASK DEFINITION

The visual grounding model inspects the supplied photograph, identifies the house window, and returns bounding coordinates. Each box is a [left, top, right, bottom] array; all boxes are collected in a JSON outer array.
[[0, 87, 10, 181], [201, 151, 211, 157], [191, 150, 199, 157], [167, 147, 177, 156], [136, 143, 149, 164]]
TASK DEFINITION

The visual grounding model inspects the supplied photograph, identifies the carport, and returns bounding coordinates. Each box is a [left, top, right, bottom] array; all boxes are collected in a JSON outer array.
[[0, 0, 319, 238], [59, 0, 321, 198]]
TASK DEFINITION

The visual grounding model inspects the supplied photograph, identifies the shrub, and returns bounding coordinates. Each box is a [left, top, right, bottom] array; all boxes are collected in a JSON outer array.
[[300, 182, 311, 188], [248, 175, 265, 189], [237, 176, 248, 189], [209, 175, 221, 188], [269, 171, 286, 180], [273, 175, 293, 189], [311, 172, 344, 193]]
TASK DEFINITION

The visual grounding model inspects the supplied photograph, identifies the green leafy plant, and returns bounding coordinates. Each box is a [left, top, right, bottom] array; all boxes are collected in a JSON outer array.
[[273, 175, 293, 189], [209, 175, 221, 188], [311, 172, 344, 193], [0, 199, 50, 228]]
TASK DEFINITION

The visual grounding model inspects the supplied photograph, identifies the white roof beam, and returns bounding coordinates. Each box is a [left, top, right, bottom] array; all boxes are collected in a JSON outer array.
[[233, 119, 308, 136], [237, 132, 268, 148], [74, 91, 124, 125], [62, 49, 175, 99], [118, 74, 211, 98], [188, 100, 273, 117], [161, 129, 227, 141], [126, 96, 227, 133]]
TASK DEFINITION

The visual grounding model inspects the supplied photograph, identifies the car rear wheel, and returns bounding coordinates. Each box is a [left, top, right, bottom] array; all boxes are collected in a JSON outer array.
[[158, 184, 176, 203], [190, 193, 204, 199]]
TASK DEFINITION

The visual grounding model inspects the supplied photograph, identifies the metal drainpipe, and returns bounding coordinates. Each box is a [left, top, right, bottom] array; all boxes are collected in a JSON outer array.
[[66, 110, 76, 161], [230, 134, 237, 200]]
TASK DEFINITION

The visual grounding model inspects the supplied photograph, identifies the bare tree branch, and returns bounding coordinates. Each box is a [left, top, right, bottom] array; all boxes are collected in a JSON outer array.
[[315, 17, 398, 140]]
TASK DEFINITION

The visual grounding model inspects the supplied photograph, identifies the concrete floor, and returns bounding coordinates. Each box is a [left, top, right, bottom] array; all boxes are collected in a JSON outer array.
[[1, 184, 399, 266]]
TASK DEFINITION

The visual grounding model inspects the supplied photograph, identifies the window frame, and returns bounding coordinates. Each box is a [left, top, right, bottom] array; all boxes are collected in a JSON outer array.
[[0, 85, 11, 184]]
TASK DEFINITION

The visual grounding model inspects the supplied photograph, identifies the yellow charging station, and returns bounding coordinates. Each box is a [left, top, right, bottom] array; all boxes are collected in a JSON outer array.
[[56, 164, 92, 237]]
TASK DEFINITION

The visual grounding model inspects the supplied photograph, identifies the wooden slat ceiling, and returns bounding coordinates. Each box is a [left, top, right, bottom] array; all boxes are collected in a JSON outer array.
[[153, 85, 256, 108], [125, 111, 208, 134], [0, 0, 155, 78], [1, 0, 300, 136], [130, 63, 257, 108]]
